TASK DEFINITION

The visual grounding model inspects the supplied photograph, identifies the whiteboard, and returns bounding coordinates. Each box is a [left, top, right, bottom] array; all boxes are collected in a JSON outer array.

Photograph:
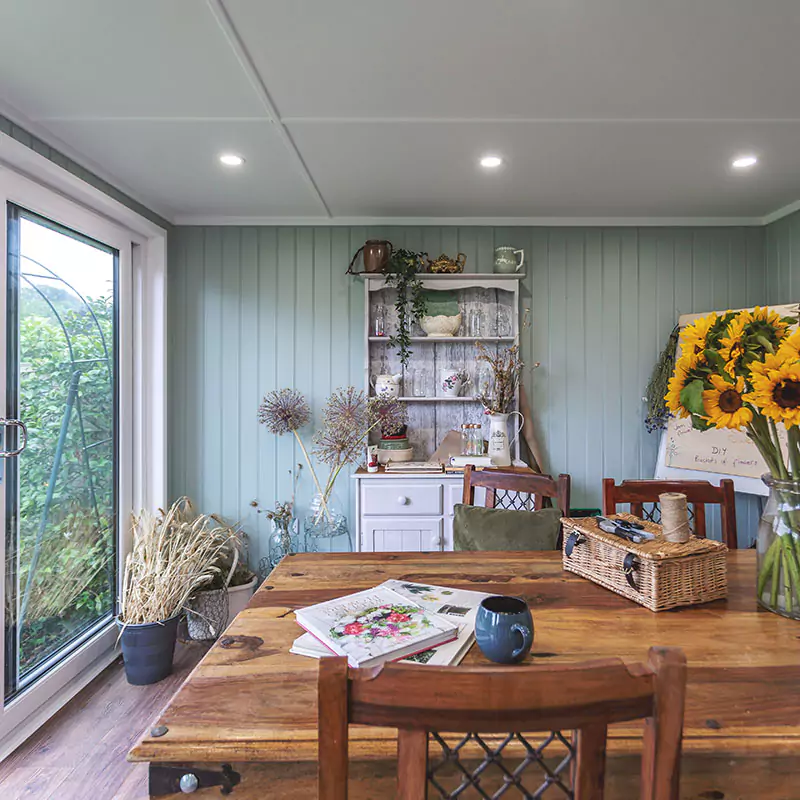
[[654, 303, 799, 496]]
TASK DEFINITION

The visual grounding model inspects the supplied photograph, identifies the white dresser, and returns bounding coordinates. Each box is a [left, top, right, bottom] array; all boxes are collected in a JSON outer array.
[[352, 470, 486, 552]]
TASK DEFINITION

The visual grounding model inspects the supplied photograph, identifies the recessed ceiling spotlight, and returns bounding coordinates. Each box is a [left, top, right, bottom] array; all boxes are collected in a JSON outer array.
[[219, 153, 245, 167], [731, 154, 758, 169], [480, 155, 503, 169]]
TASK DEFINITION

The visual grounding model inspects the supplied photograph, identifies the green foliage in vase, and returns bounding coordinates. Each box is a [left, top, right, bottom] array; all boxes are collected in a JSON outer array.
[[384, 248, 427, 367]]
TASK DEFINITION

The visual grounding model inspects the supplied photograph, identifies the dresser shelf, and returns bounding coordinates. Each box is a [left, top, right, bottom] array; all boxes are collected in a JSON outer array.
[[398, 396, 482, 403], [369, 336, 514, 343]]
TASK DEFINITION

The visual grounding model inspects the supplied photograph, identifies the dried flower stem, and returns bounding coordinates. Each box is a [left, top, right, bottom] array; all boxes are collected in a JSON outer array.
[[292, 430, 332, 524]]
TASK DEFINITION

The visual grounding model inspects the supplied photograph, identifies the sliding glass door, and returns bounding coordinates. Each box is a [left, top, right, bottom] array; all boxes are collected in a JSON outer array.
[[4, 205, 118, 698]]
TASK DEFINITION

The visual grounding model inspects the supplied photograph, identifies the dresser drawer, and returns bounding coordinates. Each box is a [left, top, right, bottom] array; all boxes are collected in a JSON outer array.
[[361, 482, 442, 516]]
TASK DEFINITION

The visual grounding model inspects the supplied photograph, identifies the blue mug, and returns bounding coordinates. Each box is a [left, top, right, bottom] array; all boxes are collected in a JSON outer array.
[[475, 595, 533, 664]]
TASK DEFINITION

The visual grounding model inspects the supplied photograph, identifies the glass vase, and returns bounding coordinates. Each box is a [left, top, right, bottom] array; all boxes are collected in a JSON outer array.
[[304, 492, 351, 553], [757, 475, 800, 620], [268, 517, 298, 569]]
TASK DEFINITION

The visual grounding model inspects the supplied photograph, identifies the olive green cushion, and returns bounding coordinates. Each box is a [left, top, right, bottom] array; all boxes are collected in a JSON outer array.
[[452, 504, 562, 551]]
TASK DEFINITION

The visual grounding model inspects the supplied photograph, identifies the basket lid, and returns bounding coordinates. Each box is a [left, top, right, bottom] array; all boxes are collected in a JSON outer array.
[[560, 513, 728, 561]]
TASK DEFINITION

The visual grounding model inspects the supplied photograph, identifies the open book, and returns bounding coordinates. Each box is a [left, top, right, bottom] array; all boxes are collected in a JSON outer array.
[[291, 580, 489, 667], [293, 585, 458, 668]]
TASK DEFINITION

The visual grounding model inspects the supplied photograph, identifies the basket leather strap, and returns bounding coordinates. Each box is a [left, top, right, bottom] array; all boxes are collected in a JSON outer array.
[[565, 531, 584, 557], [623, 552, 639, 591]]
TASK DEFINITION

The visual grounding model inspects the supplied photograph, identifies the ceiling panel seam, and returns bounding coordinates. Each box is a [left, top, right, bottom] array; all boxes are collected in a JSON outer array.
[[205, 0, 332, 217]]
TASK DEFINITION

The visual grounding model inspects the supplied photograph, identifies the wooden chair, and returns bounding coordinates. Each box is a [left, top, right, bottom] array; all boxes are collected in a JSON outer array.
[[602, 478, 738, 549], [462, 465, 571, 515], [319, 646, 687, 800]]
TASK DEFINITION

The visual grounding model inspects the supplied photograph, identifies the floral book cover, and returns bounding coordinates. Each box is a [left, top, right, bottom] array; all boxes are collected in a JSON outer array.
[[294, 586, 458, 668]]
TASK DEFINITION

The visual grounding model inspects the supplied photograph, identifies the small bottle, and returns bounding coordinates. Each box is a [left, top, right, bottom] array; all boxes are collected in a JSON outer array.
[[373, 304, 386, 337]]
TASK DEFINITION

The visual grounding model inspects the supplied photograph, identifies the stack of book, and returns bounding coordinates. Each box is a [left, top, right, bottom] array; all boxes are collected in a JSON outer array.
[[291, 580, 489, 668]]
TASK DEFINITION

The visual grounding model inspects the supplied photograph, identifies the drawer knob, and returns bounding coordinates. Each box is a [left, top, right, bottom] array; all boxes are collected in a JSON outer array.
[[397, 495, 410, 505]]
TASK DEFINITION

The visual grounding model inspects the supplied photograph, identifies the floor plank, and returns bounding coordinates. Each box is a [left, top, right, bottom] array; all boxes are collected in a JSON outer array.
[[0, 642, 209, 800]]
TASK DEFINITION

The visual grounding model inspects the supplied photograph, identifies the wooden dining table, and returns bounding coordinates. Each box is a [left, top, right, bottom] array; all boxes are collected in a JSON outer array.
[[129, 550, 800, 799]]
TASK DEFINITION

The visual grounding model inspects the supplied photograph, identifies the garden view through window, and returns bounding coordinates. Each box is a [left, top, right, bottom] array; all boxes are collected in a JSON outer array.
[[5, 206, 117, 694]]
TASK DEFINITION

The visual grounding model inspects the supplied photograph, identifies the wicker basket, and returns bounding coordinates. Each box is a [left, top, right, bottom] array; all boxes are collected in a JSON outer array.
[[561, 513, 728, 612]]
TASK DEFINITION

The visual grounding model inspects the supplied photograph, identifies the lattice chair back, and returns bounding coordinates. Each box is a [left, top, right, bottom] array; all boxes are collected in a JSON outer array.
[[601, 478, 738, 549], [462, 466, 571, 517], [318, 648, 687, 800]]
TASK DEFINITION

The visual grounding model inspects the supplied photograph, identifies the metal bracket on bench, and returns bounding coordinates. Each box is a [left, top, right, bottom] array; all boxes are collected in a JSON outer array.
[[149, 763, 241, 795]]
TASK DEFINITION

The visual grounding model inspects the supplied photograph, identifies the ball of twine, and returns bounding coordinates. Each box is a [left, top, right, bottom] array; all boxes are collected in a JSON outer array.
[[660, 492, 691, 543]]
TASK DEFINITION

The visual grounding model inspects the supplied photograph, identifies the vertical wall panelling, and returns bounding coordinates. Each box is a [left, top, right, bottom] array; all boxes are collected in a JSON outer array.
[[169, 225, 772, 554]]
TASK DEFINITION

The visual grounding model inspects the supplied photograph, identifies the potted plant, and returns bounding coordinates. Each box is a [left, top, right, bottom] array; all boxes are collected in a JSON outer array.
[[186, 534, 257, 641], [384, 248, 427, 366], [117, 498, 236, 685]]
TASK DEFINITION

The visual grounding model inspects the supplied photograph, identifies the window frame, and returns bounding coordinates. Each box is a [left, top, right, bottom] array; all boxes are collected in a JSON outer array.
[[0, 134, 167, 758]]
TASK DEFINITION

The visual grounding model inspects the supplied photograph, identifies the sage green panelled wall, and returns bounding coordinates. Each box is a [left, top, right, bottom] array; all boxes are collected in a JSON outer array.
[[766, 209, 800, 305], [168, 225, 767, 563]]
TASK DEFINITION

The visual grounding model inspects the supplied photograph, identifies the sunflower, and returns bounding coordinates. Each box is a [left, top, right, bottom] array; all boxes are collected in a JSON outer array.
[[749, 361, 800, 428], [665, 360, 691, 418], [748, 351, 785, 379], [719, 315, 747, 376], [702, 374, 752, 430], [777, 329, 800, 362], [748, 306, 791, 341], [680, 312, 717, 359]]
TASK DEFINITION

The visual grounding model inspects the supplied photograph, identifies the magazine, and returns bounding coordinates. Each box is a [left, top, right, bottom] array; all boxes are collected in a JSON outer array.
[[293, 585, 458, 668], [291, 580, 489, 666]]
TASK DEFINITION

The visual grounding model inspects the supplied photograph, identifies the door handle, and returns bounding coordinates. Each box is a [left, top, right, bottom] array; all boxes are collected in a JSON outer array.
[[0, 419, 27, 457]]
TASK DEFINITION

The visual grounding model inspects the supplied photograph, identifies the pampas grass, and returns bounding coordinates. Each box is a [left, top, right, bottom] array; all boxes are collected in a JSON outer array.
[[119, 497, 239, 626]]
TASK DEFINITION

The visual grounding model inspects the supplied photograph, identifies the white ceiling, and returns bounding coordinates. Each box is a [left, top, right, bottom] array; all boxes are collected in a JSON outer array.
[[1, 0, 799, 224]]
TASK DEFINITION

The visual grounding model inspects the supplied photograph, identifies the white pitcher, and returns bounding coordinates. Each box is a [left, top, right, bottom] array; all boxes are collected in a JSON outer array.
[[487, 411, 524, 466], [494, 246, 525, 274], [370, 373, 402, 398]]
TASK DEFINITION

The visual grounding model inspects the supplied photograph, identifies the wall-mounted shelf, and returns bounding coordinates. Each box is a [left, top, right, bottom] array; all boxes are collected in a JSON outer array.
[[359, 272, 525, 281], [369, 336, 514, 343]]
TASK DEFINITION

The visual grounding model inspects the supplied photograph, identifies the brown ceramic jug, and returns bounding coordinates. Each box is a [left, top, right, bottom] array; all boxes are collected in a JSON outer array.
[[348, 240, 392, 274]]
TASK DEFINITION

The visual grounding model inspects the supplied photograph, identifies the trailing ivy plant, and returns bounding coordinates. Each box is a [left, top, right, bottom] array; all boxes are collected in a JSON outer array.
[[384, 248, 427, 367]]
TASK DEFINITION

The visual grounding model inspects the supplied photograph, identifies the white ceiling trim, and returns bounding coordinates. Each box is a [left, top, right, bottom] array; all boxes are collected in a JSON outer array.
[[0, 99, 174, 223], [172, 214, 766, 227], [762, 198, 800, 226], [283, 116, 800, 125], [205, 0, 331, 217]]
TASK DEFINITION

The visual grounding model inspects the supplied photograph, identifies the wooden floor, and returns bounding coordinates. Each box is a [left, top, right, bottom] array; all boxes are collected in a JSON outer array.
[[0, 642, 209, 800]]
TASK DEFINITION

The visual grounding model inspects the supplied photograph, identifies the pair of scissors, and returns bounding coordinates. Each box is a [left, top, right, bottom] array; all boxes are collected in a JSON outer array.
[[595, 516, 655, 544]]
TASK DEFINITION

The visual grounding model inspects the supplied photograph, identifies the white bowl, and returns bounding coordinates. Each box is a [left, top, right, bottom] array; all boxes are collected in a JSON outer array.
[[378, 447, 414, 464], [420, 313, 462, 337]]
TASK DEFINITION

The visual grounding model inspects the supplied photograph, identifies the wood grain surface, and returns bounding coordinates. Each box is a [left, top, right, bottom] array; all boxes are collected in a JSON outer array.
[[129, 551, 800, 799]]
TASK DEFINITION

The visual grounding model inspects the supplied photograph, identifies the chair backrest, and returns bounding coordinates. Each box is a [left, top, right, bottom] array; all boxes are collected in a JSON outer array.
[[602, 478, 737, 549], [318, 646, 686, 800], [462, 465, 571, 515]]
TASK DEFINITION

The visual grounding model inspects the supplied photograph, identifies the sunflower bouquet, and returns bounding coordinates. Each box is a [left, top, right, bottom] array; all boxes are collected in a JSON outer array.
[[666, 306, 800, 617]]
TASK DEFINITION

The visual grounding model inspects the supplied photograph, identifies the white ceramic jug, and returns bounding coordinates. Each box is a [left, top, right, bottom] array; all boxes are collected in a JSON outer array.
[[487, 411, 524, 466], [494, 246, 525, 274], [370, 373, 402, 398]]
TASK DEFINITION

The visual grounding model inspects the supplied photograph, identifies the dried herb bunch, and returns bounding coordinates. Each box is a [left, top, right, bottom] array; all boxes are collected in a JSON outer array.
[[119, 498, 239, 626], [476, 341, 524, 414], [644, 325, 679, 432]]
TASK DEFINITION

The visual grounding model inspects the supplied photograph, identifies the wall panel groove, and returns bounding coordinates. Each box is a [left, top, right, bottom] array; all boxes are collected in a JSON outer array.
[[169, 225, 768, 562]]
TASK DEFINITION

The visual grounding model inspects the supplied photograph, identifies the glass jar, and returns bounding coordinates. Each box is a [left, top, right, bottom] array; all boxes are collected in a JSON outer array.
[[305, 492, 351, 553], [268, 516, 298, 569], [757, 475, 800, 620], [461, 424, 484, 456], [373, 303, 386, 337]]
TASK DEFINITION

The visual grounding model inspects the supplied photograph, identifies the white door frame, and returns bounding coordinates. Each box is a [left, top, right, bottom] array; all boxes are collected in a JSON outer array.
[[0, 134, 167, 759]]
